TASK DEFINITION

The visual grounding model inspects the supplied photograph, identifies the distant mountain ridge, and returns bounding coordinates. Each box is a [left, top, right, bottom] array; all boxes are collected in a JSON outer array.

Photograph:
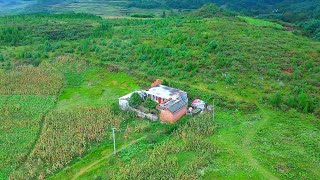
[[0, 0, 319, 39], [127, 0, 320, 39]]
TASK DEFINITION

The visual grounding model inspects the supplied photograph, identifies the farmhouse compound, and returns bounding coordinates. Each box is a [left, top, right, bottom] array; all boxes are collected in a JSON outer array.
[[119, 80, 188, 123]]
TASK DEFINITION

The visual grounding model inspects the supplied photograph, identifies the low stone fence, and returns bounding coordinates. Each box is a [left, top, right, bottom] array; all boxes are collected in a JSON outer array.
[[128, 106, 158, 121]]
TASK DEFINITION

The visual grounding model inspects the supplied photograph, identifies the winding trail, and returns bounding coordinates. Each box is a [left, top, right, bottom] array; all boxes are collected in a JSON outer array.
[[71, 136, 146, 180], [242, 106, 278, 180]]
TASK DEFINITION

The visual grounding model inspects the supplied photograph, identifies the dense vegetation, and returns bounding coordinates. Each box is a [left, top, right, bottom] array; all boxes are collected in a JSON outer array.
[[1, 1, 319, 39], [0, 5, 319, 180], [128, 0, 320, 39]]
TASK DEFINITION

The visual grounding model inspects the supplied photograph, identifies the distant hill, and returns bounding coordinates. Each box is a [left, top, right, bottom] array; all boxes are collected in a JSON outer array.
[[127, 0, 320, 39], [0, 0, 319, 39], [213, 0, 320, 39]]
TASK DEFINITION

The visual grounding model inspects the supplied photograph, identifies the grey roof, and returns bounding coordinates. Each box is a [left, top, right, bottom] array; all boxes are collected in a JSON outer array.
[[166, 99, 187, 114]]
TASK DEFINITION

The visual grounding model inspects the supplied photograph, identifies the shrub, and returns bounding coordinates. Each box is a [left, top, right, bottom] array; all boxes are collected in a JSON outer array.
[[191, 4, 232, 18], [143, 97, 158, 110], [184, 62, 195, 71], [129, 92, 143, 107], [206, 40, 219, 52], [130, 14, 155, 18], [225, 73, 234, 84], [297, 91, 314, 113], [269, 92, 282, 108]]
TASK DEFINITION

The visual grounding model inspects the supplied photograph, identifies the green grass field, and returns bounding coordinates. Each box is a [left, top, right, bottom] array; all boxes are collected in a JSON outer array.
[[0, 5, 319, 179], [237, 16, 284, 29]]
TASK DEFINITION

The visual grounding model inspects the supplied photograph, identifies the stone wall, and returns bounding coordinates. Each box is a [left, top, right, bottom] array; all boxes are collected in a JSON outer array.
[[128, 106, 158, 121]]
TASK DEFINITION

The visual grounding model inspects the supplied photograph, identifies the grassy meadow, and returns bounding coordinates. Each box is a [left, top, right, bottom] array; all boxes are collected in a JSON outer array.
[[0, 5, 319, 179]]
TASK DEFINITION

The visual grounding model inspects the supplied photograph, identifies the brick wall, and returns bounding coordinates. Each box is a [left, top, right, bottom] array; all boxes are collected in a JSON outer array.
[[160, 107, 187, 123]]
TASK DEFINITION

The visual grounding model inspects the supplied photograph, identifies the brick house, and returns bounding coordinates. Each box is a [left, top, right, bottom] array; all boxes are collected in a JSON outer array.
[[144, 80, 188, 123], [119, 80, 188, 123]]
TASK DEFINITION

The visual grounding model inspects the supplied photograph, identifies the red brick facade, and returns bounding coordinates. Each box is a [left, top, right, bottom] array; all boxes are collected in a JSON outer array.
[[151, 79, 163, 87], [159, 107, 187, 123]]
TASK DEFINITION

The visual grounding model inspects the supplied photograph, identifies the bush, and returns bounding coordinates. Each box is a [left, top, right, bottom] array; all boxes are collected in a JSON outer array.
[[206, 40, 219, 52], [297, 91, 314, 113], [130, 14, 155, 18], [143, 97, 158, 110], [285, 91, 317, 113], [269, 92, 282, 108], [225, 73, 234, 84], [184, 62, 195, 71], [190, 4, 232, 18], [129, 92, 143, 107]]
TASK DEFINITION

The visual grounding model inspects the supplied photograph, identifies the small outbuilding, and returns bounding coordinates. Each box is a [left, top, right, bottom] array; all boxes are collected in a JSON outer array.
[[158, 99, 188, 123]]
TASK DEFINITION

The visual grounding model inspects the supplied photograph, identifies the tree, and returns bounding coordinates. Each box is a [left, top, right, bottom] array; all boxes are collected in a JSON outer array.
[[161, 11, 166, 18], [0, 54, 4, 62], [129, 92, 143, 107], [144, 97, 158, 111]]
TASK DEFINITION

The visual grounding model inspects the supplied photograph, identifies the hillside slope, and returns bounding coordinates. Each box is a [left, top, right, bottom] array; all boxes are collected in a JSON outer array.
[[0, 7, 319, 180]]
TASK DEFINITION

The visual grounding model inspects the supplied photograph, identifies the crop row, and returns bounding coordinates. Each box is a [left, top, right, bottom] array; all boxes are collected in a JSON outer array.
[[115, 113, 215, 179], [0, 95, 56, 179], [0, 66, 63, 95], [10, 107, 122, 179]]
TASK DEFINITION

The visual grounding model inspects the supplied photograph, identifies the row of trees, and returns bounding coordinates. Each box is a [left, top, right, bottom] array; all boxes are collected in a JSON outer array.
[[128, 0, 216, 9]]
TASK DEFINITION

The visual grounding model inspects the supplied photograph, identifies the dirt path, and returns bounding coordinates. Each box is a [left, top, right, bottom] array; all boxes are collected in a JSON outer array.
[[241, 106, 278, 180], [210, 103, 279, 179], [71, 136, 146, 180]]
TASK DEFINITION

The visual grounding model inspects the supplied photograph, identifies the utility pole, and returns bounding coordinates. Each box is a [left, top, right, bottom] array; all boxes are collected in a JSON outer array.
[[212, 100, 215, 122], [112, 128, 116, 156]]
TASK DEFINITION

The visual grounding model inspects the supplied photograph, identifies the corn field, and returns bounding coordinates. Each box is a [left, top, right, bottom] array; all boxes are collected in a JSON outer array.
[[0, 95, 56, 179], [0, 66, 63, 95], [10, 107, 122, 179], [115, 113, 215, 179]]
